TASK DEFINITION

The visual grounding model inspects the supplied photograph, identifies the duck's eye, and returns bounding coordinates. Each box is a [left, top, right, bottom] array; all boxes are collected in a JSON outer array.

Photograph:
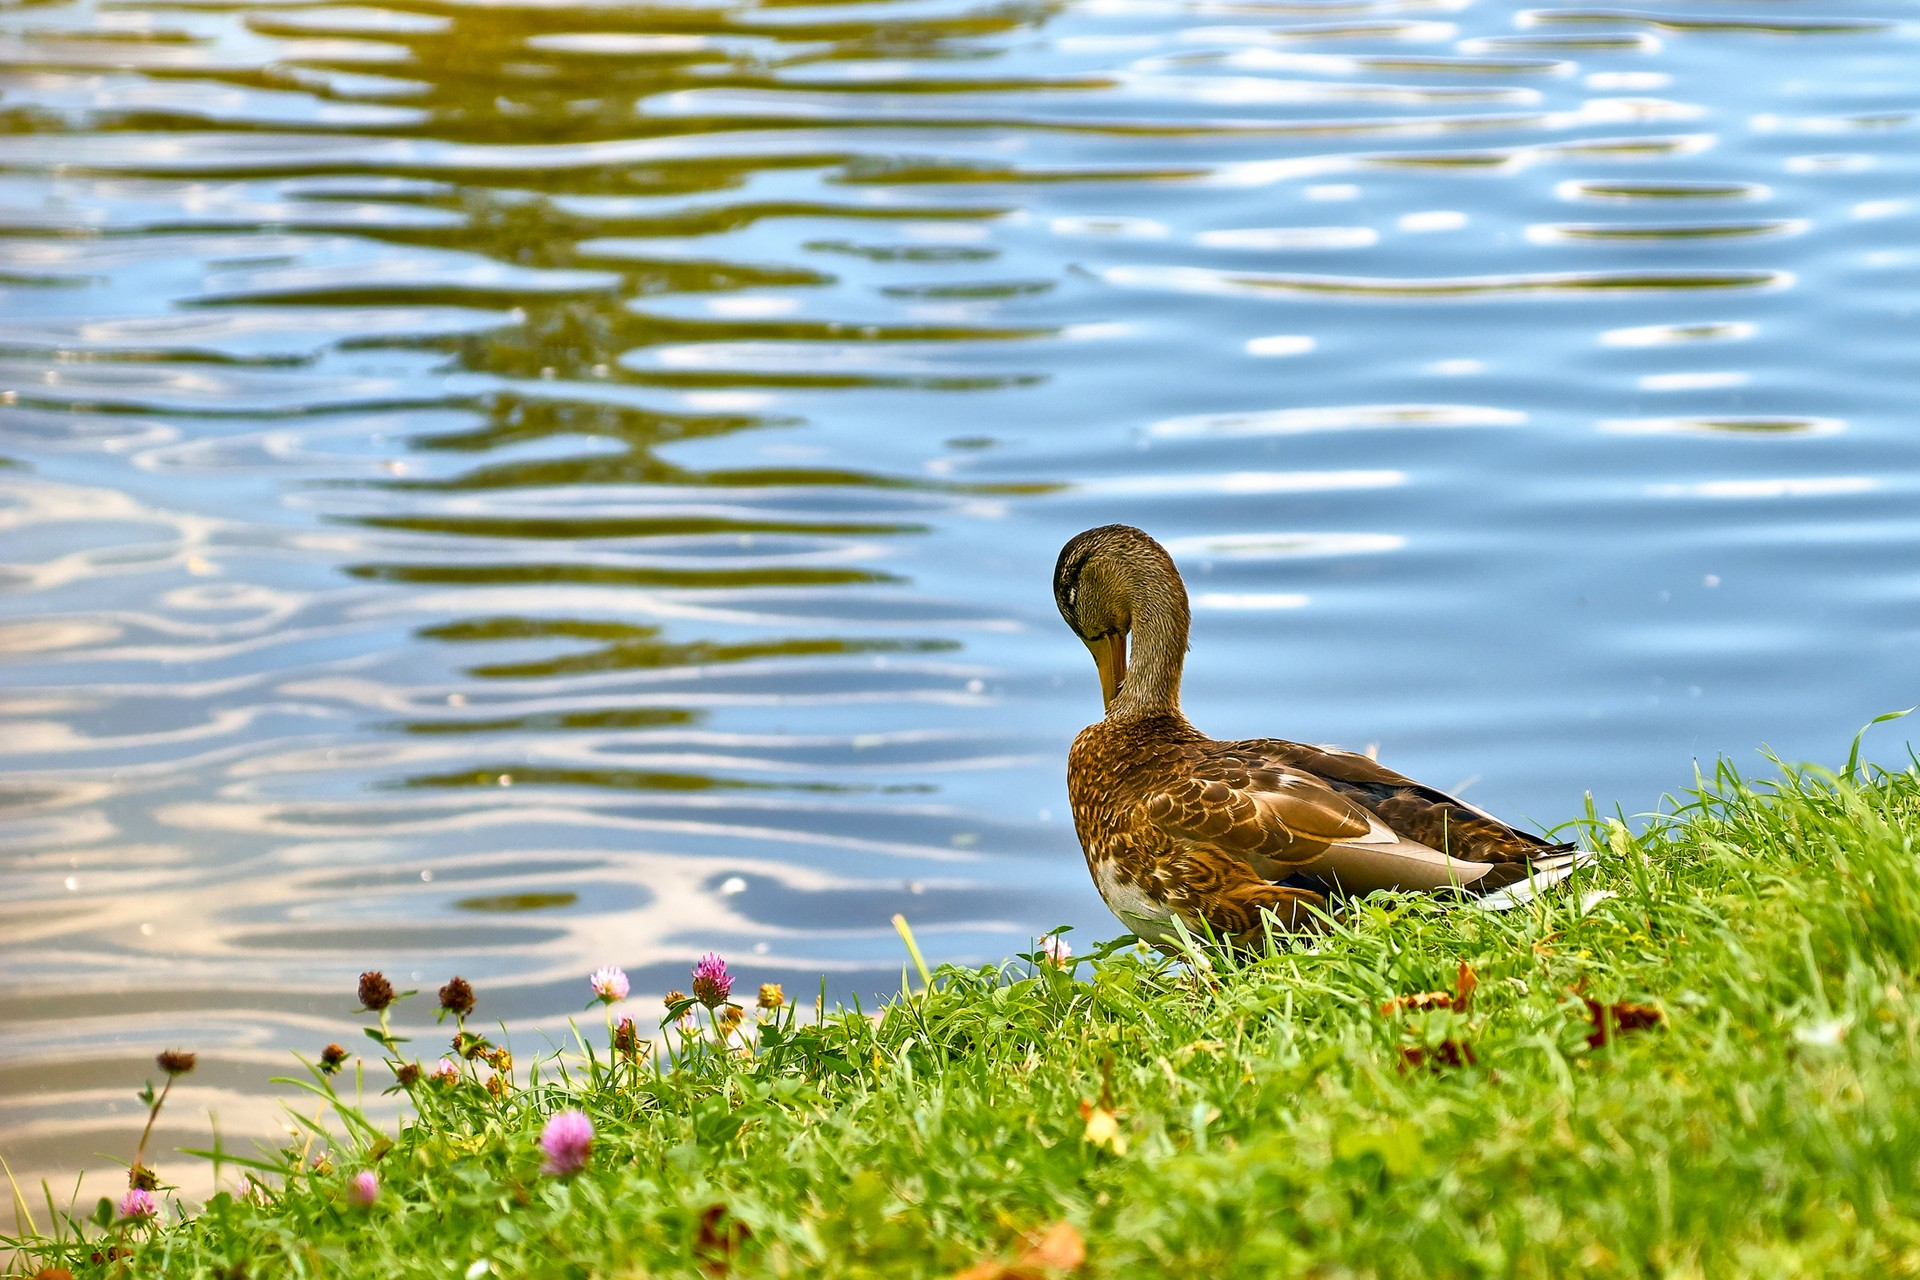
[[1064, 585, 1077, 608]]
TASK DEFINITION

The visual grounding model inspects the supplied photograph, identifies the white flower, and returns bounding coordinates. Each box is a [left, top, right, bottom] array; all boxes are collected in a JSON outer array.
[[1794, 1018, 1849, 1047]]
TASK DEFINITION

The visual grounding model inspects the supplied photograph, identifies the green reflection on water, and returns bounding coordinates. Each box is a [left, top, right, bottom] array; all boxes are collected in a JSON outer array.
[[453, 891, 579, 913], [345, 560, 900, 587], [398, 707, 703, 735], [396, 766, 903, 792], [420, 617, 957, 680], [365, 394, 1056, 494]]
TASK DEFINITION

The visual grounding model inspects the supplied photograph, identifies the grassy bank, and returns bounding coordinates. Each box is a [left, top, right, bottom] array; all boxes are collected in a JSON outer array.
[[12, 752, 1920, 1278]]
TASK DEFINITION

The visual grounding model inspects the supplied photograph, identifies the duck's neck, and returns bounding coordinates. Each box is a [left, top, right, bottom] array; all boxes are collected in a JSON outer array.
[[1109, 576, 1189, 721]]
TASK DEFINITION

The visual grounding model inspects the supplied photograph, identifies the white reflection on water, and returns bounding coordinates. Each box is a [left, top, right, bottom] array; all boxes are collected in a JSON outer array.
[[1192, 592, 1312, 611], [1151, 405, 1526, 437], [1646, 477, 1878, 501], [1162, 532, 1407, 559], [1078, 470, 1405, 496]]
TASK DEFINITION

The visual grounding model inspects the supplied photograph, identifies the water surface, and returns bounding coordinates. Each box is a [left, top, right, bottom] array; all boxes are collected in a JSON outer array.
[[3, 0, 1919, 1202]]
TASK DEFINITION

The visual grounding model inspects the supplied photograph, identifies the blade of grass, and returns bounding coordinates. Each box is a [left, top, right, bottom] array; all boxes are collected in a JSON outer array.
[[891, 914, 934, 989]]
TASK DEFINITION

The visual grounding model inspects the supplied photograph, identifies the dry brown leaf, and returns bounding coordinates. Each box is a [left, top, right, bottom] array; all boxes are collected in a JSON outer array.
[[951, 1222, 1086, 1280], [1380, 990, 1452, 1017], [1382, 962, 1477, 1016], [1452, 961, 1477, 1011], [1022, 1222, 1086, 1271], [1398, 1039, 1477, 1073], [1584, 997, 1663, 1048], [694, 1202, 750, 1276]]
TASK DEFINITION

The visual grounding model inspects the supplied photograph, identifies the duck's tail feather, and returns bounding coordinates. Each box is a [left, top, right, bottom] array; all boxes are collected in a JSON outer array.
[[1292, 835, 1589, 903], [1468, 847, 1597, 911]]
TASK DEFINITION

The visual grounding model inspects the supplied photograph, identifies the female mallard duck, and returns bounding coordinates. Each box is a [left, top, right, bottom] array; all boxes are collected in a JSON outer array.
[[1055, 523, 1587, 946]]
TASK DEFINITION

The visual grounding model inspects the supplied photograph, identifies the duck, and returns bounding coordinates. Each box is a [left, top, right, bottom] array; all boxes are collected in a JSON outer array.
[[1054, 523, 1589, 947]]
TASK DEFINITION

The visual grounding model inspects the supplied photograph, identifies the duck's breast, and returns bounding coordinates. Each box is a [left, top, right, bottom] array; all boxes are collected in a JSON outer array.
[[1090, 858, 1181, 946]]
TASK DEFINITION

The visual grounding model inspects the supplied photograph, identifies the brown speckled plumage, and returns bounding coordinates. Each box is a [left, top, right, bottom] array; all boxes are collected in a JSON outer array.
[[1055, 524, 1582, 946]]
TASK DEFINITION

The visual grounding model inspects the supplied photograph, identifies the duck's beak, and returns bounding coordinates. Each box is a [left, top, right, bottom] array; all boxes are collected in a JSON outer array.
[[1091, 630, 1127, 709]]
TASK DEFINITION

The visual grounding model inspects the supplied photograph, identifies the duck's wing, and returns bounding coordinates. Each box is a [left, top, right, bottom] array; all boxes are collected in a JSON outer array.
[[1248, 740, 1574, 863], [1143, 742, 1588, 902]]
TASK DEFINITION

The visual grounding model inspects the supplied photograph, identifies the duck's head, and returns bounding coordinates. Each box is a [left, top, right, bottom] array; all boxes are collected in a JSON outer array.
[[1053, 524, 1190, 712]]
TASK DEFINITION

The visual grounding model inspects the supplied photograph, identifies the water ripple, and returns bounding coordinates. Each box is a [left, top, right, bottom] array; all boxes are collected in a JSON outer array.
[[1106, 263, 1791, 298], [4, 0, 1920, 1210]]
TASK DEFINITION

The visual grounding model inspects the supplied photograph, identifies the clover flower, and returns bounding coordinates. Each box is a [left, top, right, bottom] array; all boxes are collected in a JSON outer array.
[[319, 1043, 349, 1075], [757, 983, 784, 1011], [349, 1170, 379, 1207], [539, 1110, 594, 1177], [430, 1057, 460, 1084], [156, 1049, 196, 1076], [1039, 934, 1072, 966], [395, 1061, 422, 1088], [691, 953, 732, 1008], [118, 1188, 157, 1221], [438, 976, 475, 1018], [589, 966, 630, 1005], [357, 971, 395, 1012], [612, 1018, 639, 1058]]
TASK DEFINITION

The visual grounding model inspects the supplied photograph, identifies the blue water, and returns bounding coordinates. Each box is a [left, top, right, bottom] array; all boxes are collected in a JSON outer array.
[[2, 0, 1918, 1199]]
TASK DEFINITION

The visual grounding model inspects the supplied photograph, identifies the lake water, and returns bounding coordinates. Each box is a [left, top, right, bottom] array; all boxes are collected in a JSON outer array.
[[3, 0, 1918, 1205]]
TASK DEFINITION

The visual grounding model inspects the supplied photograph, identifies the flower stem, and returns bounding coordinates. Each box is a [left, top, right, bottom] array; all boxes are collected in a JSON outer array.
[[133, 1076, 174, 1172]]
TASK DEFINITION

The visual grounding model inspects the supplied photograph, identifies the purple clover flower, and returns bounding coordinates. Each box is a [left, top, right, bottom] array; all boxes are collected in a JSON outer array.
[[539, 1109, 594, 1177], [349, 1170, 379, 1206], [589, 966, 630, 1005], [691, 953, 732, 1008], [119, 1188, 157, 1221]]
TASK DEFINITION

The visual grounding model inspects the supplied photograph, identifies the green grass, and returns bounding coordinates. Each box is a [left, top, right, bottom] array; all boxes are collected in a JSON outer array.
[[14, 750, 1920, 1278]]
